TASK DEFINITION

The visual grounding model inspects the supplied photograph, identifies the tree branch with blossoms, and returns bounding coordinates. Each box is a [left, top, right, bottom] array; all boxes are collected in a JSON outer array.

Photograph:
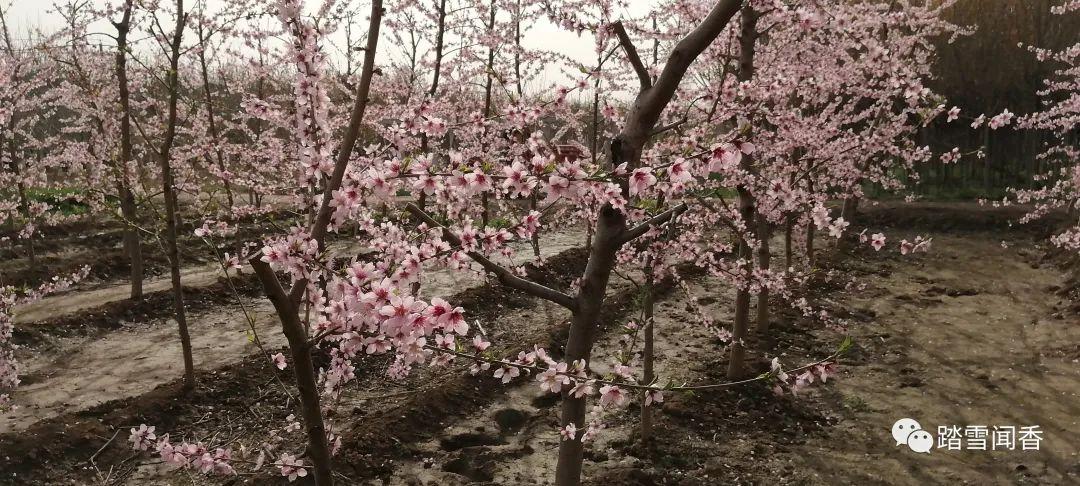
[[404, 202, 578, 310]]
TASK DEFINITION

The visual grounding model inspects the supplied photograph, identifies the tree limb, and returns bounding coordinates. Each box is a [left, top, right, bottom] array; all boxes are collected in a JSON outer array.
[[619, 0, 745, 161], [610, 21, 651, 91], [283, 0, 384, 305], [619, 203, 689, 245], [405, 203, 578, 311]]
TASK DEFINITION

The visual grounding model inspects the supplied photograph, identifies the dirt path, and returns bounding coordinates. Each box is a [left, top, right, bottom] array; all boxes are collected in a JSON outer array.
[[366, 228, 1079, 485], [2, 231, 582, 434], [379, 271, 734, 485], [782, 232, 1080, 484], [12, 238, 360, 324], [13, 261, 225, 324], [4, 205, 1075, 485]]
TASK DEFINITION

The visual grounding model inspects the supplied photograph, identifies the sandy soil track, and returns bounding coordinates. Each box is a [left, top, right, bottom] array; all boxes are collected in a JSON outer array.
[[1, 204, 1076, 486], [782, 232, 1080, 485], [2, 231, 582, 434]]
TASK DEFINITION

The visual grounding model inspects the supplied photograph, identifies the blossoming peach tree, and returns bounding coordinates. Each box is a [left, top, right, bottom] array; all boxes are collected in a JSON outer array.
[[115, 0, 958, 485]]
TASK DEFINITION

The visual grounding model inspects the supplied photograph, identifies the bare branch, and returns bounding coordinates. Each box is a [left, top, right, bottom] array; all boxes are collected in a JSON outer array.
[[619, 0, 745, 159], [610, 21, 651, 91], [405, 203, 579, 311], [650, 117, 687, 137], [619, 203, 689, 245]]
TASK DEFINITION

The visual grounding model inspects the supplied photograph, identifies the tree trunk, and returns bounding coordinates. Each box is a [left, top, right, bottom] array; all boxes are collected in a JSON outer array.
[[480, 0, 496, 228], [196, 21, 234, 210], [530, 194, 541, 258], [837, 197, 859, 254], [11, 163, 34, 263], [114, 1, 144, 300], [160, 0, 195, 391], [639, 262, 656, 444], [727, 186, 756, 379], [784, 218, 793, 271], [555, 206, 624, 486], [252, 262, 333, 486], [842, 196, 859, 224], [983, 125, 991, 195], [754, 221, 771, 334], [726, 4, 759, 380], [248, 2, 383, 482], [551, 0, 745, 482], [120, 189, 142, 298]]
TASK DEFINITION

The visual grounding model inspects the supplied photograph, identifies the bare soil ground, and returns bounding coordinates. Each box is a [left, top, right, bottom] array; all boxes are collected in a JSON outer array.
[[0, 202, 1077, 485], [3, 230, 581, 434]]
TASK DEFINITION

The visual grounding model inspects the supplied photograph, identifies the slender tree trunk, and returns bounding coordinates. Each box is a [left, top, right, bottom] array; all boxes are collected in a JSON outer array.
[[249, 2, 383, 483], [196, 21, 234, 209], [837, 196, 859, 253], [590, 59, 602, 166], [727, 185, 756, 379], [159, 0, 195, 390], [804, 178, 816, 269], [416, 0, 448, 214], [784, 217, 793, 270], [430, 0, 447, 99], [514, 0, 523, 97], [555, 206, 624, 486], [480, 0, 496, 227], [842, 197, 859, 224], [252, 264, 333, 486], [726, 4, 759, 380], [754, 221, 771, 334], [119, 189, 142, 297], [983, 125, 991, 195], [114, 1, 144, 300], [530, 194, 540, 258], [7, 152, 35, 263], [639, 260, 656, 444]]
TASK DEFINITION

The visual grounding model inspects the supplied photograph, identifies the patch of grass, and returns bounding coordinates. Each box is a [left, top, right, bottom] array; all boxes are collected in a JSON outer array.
[[27, 187, 90, 216], [841, 394, 871, 414], [487, 216, 512, 229]]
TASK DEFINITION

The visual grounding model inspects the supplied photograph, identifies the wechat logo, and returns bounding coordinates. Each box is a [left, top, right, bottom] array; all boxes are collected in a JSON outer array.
[[892, 418, 932, 454]]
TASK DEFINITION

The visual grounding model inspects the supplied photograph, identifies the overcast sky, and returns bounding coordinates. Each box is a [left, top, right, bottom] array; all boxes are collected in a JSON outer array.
[[3, 0, 660, 91]]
